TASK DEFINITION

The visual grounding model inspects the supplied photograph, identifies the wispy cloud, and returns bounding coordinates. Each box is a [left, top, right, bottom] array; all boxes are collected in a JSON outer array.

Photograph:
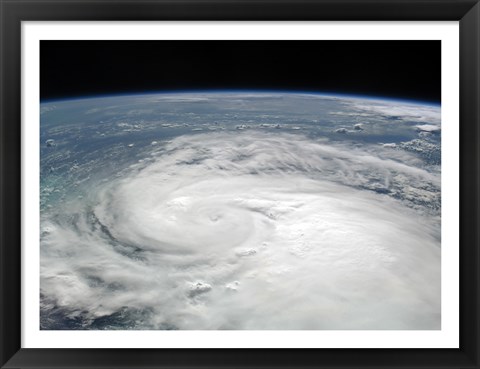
[[349, 101, 441, 126]]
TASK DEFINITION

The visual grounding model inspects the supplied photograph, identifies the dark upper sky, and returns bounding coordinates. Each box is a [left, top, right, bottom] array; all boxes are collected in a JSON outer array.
[[40, 40, 441, 103]]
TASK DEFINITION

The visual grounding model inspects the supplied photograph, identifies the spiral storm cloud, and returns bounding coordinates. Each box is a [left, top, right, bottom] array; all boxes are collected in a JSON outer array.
[[40, 93, 441, 330]]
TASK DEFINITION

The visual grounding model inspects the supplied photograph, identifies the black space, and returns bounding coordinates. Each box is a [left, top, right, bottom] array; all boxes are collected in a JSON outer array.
[[41, 41, 440, 103]]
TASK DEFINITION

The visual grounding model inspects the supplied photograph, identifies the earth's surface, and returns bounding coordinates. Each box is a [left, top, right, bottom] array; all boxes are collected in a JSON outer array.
[[40, 92, 441, 330]]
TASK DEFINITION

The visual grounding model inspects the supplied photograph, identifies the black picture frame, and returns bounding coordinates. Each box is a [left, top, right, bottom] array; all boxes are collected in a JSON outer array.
[[1, 1, 479, 368]]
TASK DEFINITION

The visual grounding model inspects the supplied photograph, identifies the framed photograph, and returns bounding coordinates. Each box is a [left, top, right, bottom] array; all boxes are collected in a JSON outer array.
[[1, 0, 479, 368]]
